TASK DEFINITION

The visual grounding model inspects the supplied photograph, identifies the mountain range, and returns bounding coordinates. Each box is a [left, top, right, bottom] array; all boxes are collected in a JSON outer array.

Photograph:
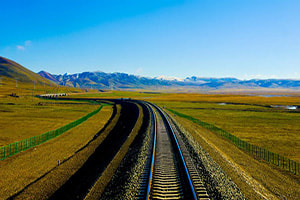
[[1, 56, 300, 90], [38, 70, 300, 90]]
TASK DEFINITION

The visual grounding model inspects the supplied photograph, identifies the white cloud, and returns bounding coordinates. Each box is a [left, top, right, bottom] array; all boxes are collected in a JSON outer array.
[[16, 45, 25, 50], [16, 40, 32, 51]]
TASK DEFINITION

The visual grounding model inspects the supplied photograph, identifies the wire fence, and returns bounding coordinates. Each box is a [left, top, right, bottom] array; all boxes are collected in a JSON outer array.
[[167, 108, 300, 175], [0, 104, 104, 161]]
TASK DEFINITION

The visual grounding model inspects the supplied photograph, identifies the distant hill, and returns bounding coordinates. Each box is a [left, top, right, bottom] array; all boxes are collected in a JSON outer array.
[[0, 56, 52, 85], [38, 70, 300, 90], [38, 71, 59, 83]]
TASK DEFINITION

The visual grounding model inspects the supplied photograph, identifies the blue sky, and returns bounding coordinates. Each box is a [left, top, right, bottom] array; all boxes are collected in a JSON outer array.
[[1, 0, 300, 79]]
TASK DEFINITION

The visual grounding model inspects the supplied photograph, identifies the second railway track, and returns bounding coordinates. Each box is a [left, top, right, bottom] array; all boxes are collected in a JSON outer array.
[[140, 103, 210, 200]]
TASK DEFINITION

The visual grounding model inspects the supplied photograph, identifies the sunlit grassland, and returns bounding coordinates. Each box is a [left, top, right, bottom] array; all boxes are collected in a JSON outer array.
[[170, 111, 300, 199], [0, 105, 114, 199], [154, 100, 300, 162], [149, 93, 300, 105], [73, 90, 300, 105], [0, 77, 86, 97], [61, 90, 300, 162], [0, 97, 101, 146], [71, 91, 300, 162]]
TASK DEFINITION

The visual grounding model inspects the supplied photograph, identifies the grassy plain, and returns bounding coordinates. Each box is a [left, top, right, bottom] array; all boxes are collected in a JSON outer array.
[[151, 93, 300, 199], [155, 101, 300, 162], [73, 91, 300, 162], [0, 97, 100, 146], [72, 90, 300, 199], [171, 114, 300, 199], [0, 104, 114, 199]]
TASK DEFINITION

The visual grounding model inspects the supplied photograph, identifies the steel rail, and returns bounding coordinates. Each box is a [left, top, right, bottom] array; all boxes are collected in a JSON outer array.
[[153, 104, 198, 200], [145, 102, 198, 200], [145, 103, 157, 199]]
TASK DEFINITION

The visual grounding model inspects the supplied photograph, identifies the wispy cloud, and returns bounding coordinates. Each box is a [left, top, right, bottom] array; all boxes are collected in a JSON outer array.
[[16, 40, 32, 51], [16, 45, 25, 50]]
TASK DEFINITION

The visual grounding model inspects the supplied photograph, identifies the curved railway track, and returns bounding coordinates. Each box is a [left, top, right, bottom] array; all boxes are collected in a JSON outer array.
[[140, 103, 210, 200]]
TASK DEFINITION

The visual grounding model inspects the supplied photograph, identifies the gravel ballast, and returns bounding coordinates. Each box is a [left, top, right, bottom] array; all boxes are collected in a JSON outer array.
[[100, 102, 151, 199]]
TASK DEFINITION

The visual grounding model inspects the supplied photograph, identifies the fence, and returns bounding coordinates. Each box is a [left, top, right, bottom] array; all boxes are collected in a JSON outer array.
[[167, 109, 300, 175], [0, 104, 104, 161]]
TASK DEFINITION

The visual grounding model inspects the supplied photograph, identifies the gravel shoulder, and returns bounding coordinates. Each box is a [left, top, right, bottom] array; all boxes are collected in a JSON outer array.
[[99, 102, 151, 200]]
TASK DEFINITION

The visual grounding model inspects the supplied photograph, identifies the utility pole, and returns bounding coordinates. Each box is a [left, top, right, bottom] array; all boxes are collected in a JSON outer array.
[[32, 81, 36, 99], [0, 77, 2, 87], [15, 78, 18, 88]]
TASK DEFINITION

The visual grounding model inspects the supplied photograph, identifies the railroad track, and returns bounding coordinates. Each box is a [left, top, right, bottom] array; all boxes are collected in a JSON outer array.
[[139, 103, 210, 200]]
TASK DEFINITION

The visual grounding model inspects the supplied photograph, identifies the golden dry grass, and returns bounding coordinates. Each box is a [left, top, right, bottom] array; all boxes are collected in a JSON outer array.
[[0, 76, 86, 97], [71, 91, 300, 163], [155, 101, 300, 163], [72, 90, 300, 106], [0, 105, 114, 200], [0, 97, 100, 146], [150, 93, 300, 105], [169, 113, 300, 199]]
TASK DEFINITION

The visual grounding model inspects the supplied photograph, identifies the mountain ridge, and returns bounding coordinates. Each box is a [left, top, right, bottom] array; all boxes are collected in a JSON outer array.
[[38, 70, 300, 90]]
